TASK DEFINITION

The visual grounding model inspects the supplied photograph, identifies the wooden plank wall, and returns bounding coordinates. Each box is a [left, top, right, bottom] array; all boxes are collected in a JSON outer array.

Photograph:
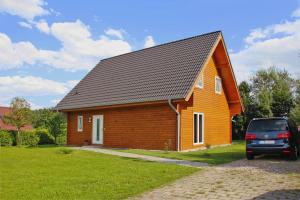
[[179, 57, 231, 150]]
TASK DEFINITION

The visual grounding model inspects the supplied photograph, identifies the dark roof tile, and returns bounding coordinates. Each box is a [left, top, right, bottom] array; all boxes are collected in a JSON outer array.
[[56, 31, 221, 110]]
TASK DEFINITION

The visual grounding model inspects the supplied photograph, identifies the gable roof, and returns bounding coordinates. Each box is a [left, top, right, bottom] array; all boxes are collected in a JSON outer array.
[[56, 31, 222, 111]]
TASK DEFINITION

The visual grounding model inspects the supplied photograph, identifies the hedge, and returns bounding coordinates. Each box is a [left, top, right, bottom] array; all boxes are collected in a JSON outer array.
[[19, 131, 39, 147], [35, 128, 55, 144], [0, 130, 13, 146]]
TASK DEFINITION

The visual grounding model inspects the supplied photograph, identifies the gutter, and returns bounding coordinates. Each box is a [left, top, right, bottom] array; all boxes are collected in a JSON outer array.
[[168, 99, 180, 151]]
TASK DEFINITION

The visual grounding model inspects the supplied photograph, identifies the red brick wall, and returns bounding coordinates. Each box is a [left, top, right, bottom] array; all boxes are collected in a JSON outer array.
[[67, 103, 177, 150]]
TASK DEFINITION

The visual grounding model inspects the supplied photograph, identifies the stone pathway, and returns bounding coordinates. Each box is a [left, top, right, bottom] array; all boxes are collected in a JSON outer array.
[[73, 146, 209, 167], [74, 146, 300, 199], [131, 156, 300, 200]]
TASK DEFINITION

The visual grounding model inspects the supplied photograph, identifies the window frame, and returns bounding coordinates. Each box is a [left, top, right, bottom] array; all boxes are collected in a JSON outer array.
[[196, 72, 204, 89], [193, 112, 204, 145], [215, 76, 222, 94], [77, 115, 83, 132]]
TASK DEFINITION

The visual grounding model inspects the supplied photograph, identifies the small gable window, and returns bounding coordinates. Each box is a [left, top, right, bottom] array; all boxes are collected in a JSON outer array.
[[197, 72, 204, 89], [215, 76, 222, 94], [78, 115, 83, 132]]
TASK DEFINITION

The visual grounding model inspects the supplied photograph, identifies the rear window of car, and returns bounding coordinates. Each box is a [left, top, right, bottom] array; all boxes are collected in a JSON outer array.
[[247, 119, 288, 132]]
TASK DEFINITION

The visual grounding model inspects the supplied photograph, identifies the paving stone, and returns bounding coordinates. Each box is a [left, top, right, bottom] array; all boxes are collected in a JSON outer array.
[[131, 157, 300, 200]]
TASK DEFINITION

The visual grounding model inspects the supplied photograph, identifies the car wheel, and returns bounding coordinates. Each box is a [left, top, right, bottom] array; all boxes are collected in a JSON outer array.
[[246, 153, 254, 160], [290, 146, 298, 161]]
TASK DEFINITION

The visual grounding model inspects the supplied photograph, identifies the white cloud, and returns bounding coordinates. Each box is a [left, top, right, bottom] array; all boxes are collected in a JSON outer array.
[[0, 75, 76, 104], [0, 0, 49, 20], [18, 21, 32, 29], [0, 33, 40, 70], [50, 99, 60, 105], [28, 101, 43, 110], [144, 35, 155, 48], [0, 20, 132, 71], [65, 80, 79, 88], [292, 7, 300, 18], [35, 19, 49, 34], [244, 28, 268, 45], [230, 8, 300, 83], [105, 28, 125, 39]]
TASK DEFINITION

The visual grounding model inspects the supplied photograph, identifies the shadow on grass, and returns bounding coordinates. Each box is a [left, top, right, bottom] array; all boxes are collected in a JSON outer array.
[[25, 144, 67, 148], [118, 156, 155, 163], [146, 151, 244, 165], [253, 189, 300, 199]]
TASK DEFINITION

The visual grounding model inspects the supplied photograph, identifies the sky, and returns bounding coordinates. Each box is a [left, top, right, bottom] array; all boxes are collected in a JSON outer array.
[[0, 0, 299, 109]]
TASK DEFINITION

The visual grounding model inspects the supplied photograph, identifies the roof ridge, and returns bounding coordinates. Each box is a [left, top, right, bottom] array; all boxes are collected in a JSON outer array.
[[101, 30, 222, 62]]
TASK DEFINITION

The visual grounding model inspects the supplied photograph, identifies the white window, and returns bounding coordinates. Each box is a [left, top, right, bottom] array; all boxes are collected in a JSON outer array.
[[77, 115, 83, 132], [193, 113, 204, 144], [197, 72, 204, 89], [215, 76, 222, 94]]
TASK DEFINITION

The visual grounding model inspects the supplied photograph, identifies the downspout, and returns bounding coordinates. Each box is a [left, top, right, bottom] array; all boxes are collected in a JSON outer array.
[[168, 99, 180, 151]]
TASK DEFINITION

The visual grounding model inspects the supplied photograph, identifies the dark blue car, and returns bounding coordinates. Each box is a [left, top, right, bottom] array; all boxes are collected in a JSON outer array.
[[245, 117, 300, 160]]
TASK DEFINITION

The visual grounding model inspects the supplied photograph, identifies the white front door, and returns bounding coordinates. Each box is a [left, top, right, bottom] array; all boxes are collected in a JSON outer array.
[[92, 115, 103, 144]]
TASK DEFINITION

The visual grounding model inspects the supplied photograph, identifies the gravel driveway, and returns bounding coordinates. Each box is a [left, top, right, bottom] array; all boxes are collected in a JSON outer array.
[[132, 156, 300, 200]]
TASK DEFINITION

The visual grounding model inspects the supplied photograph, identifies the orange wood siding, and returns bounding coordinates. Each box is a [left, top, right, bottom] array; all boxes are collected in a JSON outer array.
[[67, 104, 177, 150], [179, 57, 231, 150]]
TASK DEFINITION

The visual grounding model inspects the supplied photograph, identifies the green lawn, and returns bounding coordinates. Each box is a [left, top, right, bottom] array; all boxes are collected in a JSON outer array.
[[0, 147, 198, 200], [118, 141, 245, 165]]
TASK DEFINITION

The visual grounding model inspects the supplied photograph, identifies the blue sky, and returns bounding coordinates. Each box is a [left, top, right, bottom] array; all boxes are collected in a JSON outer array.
[[0, 0, 299, 109]]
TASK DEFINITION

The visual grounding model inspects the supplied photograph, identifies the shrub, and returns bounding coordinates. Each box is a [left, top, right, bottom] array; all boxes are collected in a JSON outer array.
[[55, 134, 67, 145], [19, 131, 39, 147], [0, 130, 13, 146], [35, 128, 54, 144], [57, 148, 73, 154]]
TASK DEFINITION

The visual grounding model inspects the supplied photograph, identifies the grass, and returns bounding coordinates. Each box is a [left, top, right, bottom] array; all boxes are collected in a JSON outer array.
[[118, 141, 245, 165], [0, 147, 198, 200]]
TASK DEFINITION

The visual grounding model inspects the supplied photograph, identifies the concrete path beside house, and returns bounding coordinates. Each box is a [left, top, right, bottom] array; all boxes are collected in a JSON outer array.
[[73, 146, 209, 168]]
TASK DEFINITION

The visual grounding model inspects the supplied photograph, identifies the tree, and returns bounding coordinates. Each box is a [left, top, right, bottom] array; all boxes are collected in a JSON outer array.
[[48, 112, 66, 144], [290, 78, 300, 125], [251, 67, 294, 117], [257, 88, 273, 117], [234, 67, 298, 137], [271, 78, 294, 117], [3, 97, 32, 145], [32, 108, 55, 128], [234, 81, 266, 139], [290, 105, 300, 125]]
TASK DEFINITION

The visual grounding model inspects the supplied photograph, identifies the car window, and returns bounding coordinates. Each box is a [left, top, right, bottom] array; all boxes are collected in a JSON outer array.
[[248, 120, 288, 132]]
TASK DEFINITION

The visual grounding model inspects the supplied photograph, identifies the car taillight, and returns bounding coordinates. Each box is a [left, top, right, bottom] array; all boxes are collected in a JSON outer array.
[[245, 133, 256, 140], [277, 132, 291, 139]]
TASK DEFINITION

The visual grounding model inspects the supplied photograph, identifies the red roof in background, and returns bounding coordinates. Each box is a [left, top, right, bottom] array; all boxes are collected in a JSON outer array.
[[0, 106, 34, 131]]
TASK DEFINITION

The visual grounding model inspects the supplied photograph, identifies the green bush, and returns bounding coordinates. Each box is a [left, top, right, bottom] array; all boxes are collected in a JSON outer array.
[[56, 134, 67, 145], [0, 130, 13, 146], [19, 131, 39, 147], [35, 128, 54, 144]]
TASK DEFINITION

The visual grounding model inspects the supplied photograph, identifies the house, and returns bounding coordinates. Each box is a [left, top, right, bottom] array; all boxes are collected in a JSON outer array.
[[0, 106, 34, 131], [56, 31, 243, 151]]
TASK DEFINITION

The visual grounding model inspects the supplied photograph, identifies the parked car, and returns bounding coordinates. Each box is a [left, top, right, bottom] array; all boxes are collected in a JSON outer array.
[[245, 117, 300, 160]]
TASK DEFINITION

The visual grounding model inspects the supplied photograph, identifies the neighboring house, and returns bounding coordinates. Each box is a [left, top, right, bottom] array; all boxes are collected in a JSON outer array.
[[0, 106, 34, 131], [56, 31, 243, 151]]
